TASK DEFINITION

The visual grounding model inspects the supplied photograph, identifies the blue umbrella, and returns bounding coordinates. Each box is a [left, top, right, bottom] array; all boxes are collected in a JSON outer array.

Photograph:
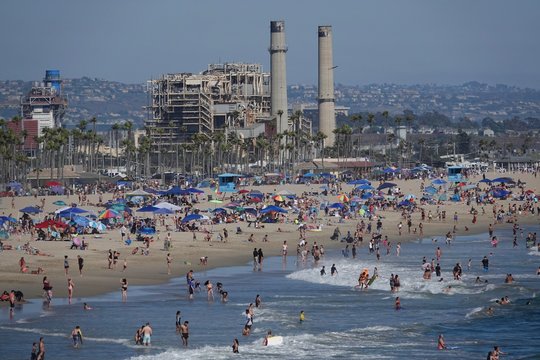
[[260, 205, 288, 214], [432, 179, 447, 185], [479, 178, 492, 183], [72, 215, 90, 227], [348, 179, 371, 185], [303, 172, 316, 178], [362, 192, 373, 199], [186, 187, 204, 194], [377, 182, 397, 190], [211, 207, 227, 213], [0, 216, 17, 223], [182, 214, 204, 223], [424, 186, 437, 194], [139, 227, 156, 235], [355, 184, 374, 190], [20, 206, 42, 214], [137, 205, 159, 212], [328, 202, 344, 209], [53, 200, 67, 206], [59, 207, 88, 217], [492, 177, 513, 183], [153, 207, 174, 215]]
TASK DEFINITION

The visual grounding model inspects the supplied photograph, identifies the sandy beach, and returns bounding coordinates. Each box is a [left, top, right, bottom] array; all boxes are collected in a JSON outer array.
[[0, 171, 538, 300]]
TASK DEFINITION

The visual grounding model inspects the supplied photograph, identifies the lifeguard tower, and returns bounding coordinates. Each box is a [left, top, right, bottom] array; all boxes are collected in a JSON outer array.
[[218, 173, 242, 193], [447, 165, 464, 183]]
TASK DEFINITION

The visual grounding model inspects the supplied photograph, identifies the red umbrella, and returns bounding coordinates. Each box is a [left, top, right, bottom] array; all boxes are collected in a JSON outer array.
[[248, 197, 262, 203], [35, 219, 68, 229], [238, 189, 250, 194], [45, 181, 62, 187]]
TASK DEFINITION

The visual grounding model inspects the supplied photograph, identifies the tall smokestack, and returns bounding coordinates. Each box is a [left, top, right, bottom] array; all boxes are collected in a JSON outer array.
[[269, 20, 288, 136], [318, 25, 336, 147]]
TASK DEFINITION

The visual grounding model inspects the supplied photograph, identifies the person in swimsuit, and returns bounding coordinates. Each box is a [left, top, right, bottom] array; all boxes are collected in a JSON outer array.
[[67, 278, 74, 304], [438, 334, 447, 350], [180, 321, 189, 347], [255, 294, 262, 308], [142, 323, 152, 346], [121, 278, 128, 302], [395, 297, 401, 310], [232, 338, 239, 353], [71, 326, 83, 348], [77, 255, 84, 276], [167, 253, 172, 275], [331, 264, 338, 276], [175, 311, 181, 333], [37, 337, 45, 360], [64, 255, 69, 276]]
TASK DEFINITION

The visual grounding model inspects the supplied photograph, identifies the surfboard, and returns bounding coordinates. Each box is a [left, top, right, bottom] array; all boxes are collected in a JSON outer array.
[[367, 275, 377, 286], [265, 336, 283, 346]]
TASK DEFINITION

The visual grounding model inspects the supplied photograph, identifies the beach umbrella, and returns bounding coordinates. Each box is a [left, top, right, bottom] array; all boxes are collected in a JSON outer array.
[[53, 200, 67, 206], [350, 196, 362, 202], [362, 192, 373, 199], [348, 179, 370, 185], [209, 199, 223, 204], [35, 219, 68, 229], [260, 205, 288, 214], [186, 187, 205, 194], [404, 194, 416, 200], [20, 206, 42, 214], [377, 182, 397, 190], [383, 167, 399, 174], [153, 207, 174, 215], [0, 230, 9, 239], [463, 184, 477, 191], [424, 186, 437, 194], [225, 202, 241, 209], [355, 184, 374, 191], [182, 214, 204, 223], [154, 202, 183, 211], [273, 195, 285, 202], [492, 177, 513, 183], [72, 215, 90, 227], [139, 227, 156, 235], [45, 181, 62, 187], [248, 197, 262, 203], [136, 205, 159, 212], [328, 202, 344, 209], [479, 178, 492, 184], [238, 189, 250, 194], [0, 216, 17, 223], [338, 194, 349, 203], [98, 209, 120, 219], [211, 207, 227, 213], [432, 179, 447, 185], [303, 172, 316, 178]]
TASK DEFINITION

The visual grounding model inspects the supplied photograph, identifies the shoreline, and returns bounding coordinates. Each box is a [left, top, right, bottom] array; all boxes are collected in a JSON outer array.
[[1, 171, 539, 300]]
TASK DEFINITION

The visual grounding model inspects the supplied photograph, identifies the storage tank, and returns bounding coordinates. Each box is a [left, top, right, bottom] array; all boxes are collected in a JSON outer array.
[[45, 70, 62, 94]]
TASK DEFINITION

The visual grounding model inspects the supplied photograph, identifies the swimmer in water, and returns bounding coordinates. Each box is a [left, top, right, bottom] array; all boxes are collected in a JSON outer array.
[[505, 274, 514, 283], [299, 310, 305, 322], [83, 303, 92, 310], [438, 334, 447, 350], [331, 264, 338, 276], [395, 297, 401, 310], [320, 266, 326, 276], [232, 338, 239, 353]]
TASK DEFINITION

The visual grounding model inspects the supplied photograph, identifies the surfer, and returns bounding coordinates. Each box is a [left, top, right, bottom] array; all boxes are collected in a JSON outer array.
[[263, 330, 273, 346]]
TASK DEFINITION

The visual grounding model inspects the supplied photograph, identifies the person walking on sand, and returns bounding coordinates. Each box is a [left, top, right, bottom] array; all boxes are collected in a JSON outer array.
[[67, 278, 75, 304], [77, 255, 84, 277], [64, 255, 70, 276]]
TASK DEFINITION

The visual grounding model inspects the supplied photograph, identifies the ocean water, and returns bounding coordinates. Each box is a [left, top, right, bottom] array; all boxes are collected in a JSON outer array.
[[1, 227, 539, 360]]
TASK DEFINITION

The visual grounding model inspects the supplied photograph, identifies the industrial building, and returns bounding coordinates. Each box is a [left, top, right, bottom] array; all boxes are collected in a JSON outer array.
[[146, 62, 271, 150]]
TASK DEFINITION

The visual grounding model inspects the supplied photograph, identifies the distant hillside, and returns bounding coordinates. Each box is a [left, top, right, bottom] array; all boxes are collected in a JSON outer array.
[[1, 77, 540, 128]]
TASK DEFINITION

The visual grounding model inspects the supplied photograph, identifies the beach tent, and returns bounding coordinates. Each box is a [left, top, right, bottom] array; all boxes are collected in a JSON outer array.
[[165, 186, 189, 196], [154, 202, 183, 211], [260, 205, 288, 214], [383, 167, 399, 174], [137, 205, 159, 212], [355, 184, 374, 191], [139, 227, 156, 235], [182, 214, 205, 223], [377, 182, 397, 190], [20, 206, 42, 214], [153, 207, 174, 215], [432, 179, 447, 185], [72, 215, 90, 227], [348, 179, 370, 185]]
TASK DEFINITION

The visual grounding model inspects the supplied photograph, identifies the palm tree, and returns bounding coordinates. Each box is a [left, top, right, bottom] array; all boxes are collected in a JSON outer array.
[[111, 123, 121, 173], [313, 131, 328, 170]]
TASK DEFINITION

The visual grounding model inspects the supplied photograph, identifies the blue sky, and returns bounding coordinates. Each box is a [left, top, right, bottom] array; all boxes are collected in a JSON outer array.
[[1, 0, 539, 88]]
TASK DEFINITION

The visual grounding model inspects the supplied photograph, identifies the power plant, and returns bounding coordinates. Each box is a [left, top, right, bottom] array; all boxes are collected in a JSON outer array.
[[317, 25, 336, 147], [269, 20, 288, 136]]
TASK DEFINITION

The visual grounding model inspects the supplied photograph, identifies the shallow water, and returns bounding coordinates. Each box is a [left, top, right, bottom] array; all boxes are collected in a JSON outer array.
[[1, 227, 539, 359]]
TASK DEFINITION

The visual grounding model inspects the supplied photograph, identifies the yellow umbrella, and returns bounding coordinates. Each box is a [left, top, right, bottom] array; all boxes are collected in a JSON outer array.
[[338, 194, 349, 203]]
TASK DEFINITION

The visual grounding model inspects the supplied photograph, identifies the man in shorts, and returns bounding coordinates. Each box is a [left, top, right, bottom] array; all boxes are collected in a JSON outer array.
[[180, 321, 189, 347], [142, 323, 152, 346]]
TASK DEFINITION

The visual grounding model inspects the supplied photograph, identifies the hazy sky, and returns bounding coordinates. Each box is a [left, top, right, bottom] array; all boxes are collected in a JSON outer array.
[[1, 0, 539, 88]]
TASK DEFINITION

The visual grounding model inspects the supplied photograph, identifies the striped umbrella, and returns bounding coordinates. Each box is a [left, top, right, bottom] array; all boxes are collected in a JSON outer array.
[[338, 194, 349, 203], [98, 209, 120, 219]]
